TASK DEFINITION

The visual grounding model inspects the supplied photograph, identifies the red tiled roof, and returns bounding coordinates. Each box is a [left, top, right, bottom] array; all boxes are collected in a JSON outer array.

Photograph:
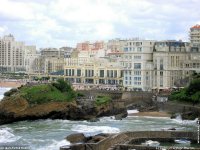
[[191, 24, 200, 29]]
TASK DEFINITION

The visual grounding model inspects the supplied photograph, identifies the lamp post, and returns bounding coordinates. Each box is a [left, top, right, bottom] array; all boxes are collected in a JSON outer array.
[[197, 119, 200, 144]]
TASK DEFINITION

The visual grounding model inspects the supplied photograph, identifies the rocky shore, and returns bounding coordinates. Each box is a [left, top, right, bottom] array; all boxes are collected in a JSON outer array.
[[61, 131, 198, 150], [0, 85, 127, 125]]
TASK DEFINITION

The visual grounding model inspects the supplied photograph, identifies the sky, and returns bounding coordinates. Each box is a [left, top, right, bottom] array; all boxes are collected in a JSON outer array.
[[0, 0, 200, 49]]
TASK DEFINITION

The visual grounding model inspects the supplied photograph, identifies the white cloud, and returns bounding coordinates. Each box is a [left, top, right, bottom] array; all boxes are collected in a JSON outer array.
[[0, 0, 200, 48], [0, 26, 8, 35]]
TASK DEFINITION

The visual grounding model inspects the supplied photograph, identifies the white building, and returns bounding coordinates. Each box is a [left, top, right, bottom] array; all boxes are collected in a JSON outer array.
[[0, 34, 36, 73], [190, 24, 200, 46], [121, 39, 155, 91]]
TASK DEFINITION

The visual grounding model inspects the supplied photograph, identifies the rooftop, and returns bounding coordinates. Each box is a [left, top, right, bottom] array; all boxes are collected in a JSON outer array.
[[191, 24, 200, 29]]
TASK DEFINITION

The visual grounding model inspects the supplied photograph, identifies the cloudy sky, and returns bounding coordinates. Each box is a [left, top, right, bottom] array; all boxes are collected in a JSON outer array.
[[0, 0, 199, 48]]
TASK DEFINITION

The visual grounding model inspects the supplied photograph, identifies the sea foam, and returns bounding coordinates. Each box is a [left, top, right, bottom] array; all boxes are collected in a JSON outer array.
[[0, 127, 21, 143], [71, 125, 120, 136], [0, 87, 12, 101], [36, 140, 70, 150]]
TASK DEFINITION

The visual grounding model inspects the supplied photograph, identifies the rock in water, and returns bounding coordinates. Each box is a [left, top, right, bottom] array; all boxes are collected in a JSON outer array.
[[66, 133, 86, 143]]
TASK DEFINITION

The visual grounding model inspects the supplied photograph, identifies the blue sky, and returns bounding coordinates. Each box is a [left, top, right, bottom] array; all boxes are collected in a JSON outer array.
[[0, 0, 199, 49]]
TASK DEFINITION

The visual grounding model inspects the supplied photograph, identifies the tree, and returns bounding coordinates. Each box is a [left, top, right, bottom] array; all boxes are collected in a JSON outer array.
[[186, 78, 200, 95]]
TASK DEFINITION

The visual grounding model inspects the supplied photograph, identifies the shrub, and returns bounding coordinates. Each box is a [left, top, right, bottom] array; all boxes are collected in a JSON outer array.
[[52, 78, 73, 92], [95, 95, 111, 106], [170, 78, 200, 104]]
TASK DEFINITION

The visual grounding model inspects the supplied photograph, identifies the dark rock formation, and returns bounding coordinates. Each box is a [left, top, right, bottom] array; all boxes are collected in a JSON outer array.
[[114, 111, 127, 120], [181, 111, 199, 120]]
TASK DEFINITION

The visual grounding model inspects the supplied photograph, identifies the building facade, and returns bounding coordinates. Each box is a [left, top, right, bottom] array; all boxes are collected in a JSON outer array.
[[64, 58, 123, 90], [153, 41, 191, 90], [0, 34, 36, 72], [121, 39, 155, 91], [190, 24, 200, 46]]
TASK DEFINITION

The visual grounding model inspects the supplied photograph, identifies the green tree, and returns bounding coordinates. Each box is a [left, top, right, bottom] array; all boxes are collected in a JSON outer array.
[[186, 79, 200, 95]]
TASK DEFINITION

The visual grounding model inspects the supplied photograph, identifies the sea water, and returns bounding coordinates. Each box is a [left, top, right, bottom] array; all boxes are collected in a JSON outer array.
[[0, 87, 198, 150], [0, 87, 11, 101]]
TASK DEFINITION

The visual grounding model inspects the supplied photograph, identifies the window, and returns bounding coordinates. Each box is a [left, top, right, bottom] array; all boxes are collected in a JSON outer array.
[[77, 69, 81, 76], [160, 77, 163, 87], [134, 63, 141, 69], [124, 47, 128, 52], [160, 59, 163, 70], [134, 71, 141, 75], [134, 55, 141, 59], [137, 47, 142, 52]]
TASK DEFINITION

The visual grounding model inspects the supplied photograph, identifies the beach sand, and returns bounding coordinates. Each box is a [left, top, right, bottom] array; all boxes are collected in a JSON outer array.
[[0, 81, 24, 88], [129, 111, 171, 117]]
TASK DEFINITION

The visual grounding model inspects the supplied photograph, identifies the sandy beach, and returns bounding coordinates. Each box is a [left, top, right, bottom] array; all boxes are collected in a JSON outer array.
[[129, 111, 171, 117], [0, 81, 24, 88]]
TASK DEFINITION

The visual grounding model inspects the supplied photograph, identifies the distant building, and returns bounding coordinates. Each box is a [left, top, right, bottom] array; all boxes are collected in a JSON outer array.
[[59, 47, 74, 58], [38, 48, 65, 74], [107, 38, 126, 53], [0, 34, 36, 72], [190, 24, 200, 46]]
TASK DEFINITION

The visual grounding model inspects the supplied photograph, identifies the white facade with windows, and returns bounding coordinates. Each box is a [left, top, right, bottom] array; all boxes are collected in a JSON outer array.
[[0, 34, 36, 72], [121, 39, 155, 91]]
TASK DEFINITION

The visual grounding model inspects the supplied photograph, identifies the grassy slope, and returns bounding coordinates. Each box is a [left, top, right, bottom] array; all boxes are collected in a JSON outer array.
[[19, 84, 75, 105], [95, 95, 111, 106]]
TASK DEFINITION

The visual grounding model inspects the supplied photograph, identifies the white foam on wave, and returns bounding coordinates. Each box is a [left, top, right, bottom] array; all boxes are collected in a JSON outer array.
[[99, 116, 118, 122], [71, 125, 120, 136], [0, 127, 21, 143], [172, 115, 198, 125], [36, 140, 70, 150], [127, 109, 139, 114], [0, 87, 12, 101]]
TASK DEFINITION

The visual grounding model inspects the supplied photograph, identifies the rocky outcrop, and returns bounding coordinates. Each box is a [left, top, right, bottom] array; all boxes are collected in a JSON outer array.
[[0, 90, 127, 125]]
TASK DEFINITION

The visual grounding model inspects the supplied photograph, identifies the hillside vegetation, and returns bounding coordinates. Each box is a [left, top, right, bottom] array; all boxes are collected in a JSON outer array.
[[4, 79, 76, 105], [170, 78, 200, 105], [95, 95, 111, 106]]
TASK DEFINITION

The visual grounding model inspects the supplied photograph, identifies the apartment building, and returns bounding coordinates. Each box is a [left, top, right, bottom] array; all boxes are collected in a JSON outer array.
[[0, 34, 36, 72], [39, 48, 65, 74], [190, 24, 200, 46], [153, 41, 191, 90], [107, 38, 126, 53], [121, 39, 155, 91]]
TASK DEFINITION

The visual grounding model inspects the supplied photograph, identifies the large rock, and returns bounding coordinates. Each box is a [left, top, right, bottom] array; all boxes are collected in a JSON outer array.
[[0, 88, 127, 125], [114, 111, 128, 120], [66, 133, 86, 143]]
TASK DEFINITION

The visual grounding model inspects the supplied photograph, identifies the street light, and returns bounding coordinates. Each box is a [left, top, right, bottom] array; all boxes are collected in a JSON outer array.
[[197, 119, 200, 144]]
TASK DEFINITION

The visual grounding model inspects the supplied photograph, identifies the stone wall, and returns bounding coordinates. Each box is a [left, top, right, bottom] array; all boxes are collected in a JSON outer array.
[[122, 91, 153, 106], [77, 90, 153, 106], [61, 131, 198, 150], [77, 90, 123, 100], [86, 133, 129, 150]]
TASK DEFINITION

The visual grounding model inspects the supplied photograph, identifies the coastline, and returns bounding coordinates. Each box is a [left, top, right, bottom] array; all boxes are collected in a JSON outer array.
[[0, 81, 24, 88], [129, 111, 171, 117]]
